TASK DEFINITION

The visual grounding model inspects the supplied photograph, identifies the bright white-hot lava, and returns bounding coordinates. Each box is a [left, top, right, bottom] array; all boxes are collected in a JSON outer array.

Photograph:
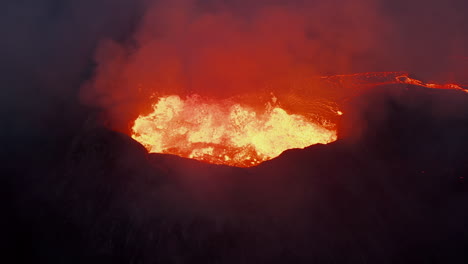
[[131, 95, 337, 167]]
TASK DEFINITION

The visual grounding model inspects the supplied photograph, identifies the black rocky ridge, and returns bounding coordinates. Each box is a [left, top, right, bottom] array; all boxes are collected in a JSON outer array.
[[3, 84, 468, 263]]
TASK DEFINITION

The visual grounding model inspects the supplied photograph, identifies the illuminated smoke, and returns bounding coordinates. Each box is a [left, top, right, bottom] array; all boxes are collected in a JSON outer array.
[[77, 0, 468, 165], [80, 0, 390, 131]]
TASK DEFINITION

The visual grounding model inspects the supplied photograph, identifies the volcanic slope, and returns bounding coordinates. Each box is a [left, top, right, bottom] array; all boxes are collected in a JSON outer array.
[[4, 84, 468, 263]]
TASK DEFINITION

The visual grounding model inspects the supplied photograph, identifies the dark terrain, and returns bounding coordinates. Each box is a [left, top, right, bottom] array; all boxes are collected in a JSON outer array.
[[2, 84, 468, 263]]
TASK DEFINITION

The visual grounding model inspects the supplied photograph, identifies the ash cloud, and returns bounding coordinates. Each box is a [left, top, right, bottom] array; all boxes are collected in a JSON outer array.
[[80, 0, 391, 130], [78, 0, 468, 132], [1, 0, 467, 136]]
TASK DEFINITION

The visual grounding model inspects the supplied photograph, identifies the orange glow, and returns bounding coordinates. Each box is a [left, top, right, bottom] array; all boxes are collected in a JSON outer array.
[[129, 73, 467, 167], [131, 95, 338, 167], [395, 74, 468, 93], [317, 72, 468, 94]]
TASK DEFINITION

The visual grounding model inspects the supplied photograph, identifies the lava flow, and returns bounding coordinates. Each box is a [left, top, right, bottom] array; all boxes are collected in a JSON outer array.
[[131, 95, 337, 167], [130, 72, 467, 167]]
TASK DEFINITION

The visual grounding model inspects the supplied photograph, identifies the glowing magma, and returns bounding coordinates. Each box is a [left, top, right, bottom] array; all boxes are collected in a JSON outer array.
[[130, 73, 467, 167], [132, 95, 337, 167]]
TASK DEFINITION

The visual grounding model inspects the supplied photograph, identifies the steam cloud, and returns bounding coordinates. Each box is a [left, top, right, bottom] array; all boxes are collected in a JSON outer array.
[[78, 0, 468, 132]]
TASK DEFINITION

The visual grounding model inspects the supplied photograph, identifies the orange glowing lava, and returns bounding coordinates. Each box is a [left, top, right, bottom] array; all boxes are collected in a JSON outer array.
[[130, 72, 467, 167], [395, 74, 468, 93], [131, 95, 337, 167]]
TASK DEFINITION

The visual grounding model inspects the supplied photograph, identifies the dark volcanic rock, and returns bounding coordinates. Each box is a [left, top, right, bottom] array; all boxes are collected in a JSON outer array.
[[3, 85, 468, 263]]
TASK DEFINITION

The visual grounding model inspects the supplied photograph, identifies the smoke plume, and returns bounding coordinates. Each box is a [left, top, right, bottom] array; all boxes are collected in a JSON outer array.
[[78, 0, 468, 132]]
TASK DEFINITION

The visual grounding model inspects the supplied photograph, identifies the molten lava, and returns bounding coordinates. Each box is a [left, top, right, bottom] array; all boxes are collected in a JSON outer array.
[[396, 74, 468, 93], [130, 72, 467, 167], [132, 95, 337, 167]]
